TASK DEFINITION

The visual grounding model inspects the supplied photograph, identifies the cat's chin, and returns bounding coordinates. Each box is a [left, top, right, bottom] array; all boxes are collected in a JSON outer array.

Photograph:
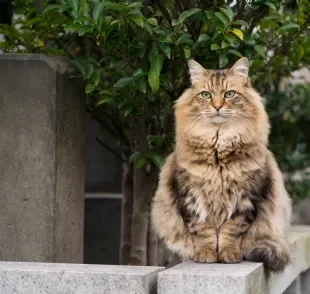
[[209, 115, 228, 124]]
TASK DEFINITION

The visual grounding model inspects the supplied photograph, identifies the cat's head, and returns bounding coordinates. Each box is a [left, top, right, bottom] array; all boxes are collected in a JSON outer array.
[[175, 58, 269, 137], [175, 57, 270, 143]]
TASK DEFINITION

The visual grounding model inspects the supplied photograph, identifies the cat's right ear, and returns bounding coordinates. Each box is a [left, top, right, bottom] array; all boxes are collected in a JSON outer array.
[[188, 60, 207, 84]]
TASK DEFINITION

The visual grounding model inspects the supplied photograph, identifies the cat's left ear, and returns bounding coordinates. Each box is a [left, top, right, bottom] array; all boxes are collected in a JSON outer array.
[[230, 57, 249, 79]]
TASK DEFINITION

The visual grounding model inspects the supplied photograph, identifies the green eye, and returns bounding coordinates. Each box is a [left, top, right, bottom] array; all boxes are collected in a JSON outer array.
[[225, 90, 235, 98], [201, 91, 212, 99]]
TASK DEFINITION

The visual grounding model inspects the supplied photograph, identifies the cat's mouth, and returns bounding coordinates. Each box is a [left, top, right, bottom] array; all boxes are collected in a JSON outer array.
[[210, 112, 228, 123]]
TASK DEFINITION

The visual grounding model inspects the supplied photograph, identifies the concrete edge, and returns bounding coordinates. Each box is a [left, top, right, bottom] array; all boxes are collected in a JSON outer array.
[[0, 53, 73, 74]]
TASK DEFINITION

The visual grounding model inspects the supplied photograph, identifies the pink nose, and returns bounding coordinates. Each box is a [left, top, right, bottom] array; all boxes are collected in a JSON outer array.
[[214, 105, 223, 111]]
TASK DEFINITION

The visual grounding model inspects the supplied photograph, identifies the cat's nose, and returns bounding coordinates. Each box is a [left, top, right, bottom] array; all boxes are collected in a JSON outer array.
[[214, 105, 223, 111]]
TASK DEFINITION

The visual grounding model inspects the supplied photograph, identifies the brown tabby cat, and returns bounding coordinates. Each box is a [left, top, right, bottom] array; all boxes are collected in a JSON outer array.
[[151, 57, 292, 271]]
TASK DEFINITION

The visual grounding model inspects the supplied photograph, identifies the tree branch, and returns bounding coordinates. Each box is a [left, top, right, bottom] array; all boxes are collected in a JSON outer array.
[[96, 136, 125, 163]]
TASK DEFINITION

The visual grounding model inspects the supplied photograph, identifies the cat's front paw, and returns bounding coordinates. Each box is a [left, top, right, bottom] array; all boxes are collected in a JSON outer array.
[[218, 248, 242, 264], [193, 249, 217, 263]]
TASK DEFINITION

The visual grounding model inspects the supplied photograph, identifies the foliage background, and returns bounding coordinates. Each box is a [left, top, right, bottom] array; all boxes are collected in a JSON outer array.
[[1, 0, 310, 265]]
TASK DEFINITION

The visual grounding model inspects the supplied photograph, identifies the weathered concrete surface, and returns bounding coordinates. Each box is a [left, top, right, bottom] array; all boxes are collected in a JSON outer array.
[[0, 262, 164, 294], [158, 226, 310, 294], [0, 54, 85, 263]]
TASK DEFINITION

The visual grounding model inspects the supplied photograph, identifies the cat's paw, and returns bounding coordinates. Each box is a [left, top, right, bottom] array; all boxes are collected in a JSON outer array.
[[249, 240, 290, 271], [193, 249, 217, 263], [218, 248, 242, 264], [219, 248, 242, 263]]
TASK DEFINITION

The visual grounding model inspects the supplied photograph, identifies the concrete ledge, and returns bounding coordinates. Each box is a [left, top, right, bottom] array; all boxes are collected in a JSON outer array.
[[0, 262, 164, 294], [158, 226, 310, 294]]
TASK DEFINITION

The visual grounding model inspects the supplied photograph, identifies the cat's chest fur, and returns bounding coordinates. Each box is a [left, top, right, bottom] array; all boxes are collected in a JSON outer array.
[[177, 129, 264, 227]]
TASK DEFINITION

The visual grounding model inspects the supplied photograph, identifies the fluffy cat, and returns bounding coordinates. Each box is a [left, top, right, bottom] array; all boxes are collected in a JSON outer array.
[[151, 57, 292, 271]]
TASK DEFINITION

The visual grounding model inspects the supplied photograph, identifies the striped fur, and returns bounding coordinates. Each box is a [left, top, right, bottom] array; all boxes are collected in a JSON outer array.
[[151, 58, 292, 270]]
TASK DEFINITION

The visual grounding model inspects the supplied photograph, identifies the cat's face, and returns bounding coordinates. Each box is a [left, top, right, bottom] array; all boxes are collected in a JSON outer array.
[[185, 58, 257, 125]]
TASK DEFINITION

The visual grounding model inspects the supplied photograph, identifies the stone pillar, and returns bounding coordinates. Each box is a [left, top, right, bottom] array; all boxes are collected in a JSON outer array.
[[0, 54, 85, 263]]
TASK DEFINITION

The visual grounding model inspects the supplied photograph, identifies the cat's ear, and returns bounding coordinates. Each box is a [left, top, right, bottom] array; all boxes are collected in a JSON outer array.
[[188, 60, 208, 84], [230, 57, 249, 78]]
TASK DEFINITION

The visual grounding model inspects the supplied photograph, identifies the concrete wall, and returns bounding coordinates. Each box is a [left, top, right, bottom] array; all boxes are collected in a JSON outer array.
[[0, 54, 85, 263]]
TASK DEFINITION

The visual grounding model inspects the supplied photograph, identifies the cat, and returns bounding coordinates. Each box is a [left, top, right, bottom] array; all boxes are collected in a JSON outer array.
[[151, 57, 292, 271]]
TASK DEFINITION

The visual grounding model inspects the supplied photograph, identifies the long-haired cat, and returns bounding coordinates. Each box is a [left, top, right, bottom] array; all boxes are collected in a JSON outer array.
[[151, 57, 292, 270]]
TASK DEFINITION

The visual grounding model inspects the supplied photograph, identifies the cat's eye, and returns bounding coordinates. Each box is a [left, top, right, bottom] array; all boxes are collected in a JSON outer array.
[[201, 91, 212, 99], [225, 90, 235, 98]]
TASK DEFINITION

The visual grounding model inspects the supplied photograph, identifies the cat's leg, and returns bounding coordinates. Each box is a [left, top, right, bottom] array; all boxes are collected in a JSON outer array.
[[241, 217, 290, 271], [188, 222, 217, 263], [151, 154, 196, 260], [218, 213, 251, 263]]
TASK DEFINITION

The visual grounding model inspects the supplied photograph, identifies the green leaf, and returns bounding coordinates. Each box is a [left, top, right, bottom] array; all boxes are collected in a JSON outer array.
[[220, 7, 233, 22], [130, 15, 144, 27], [232, 20, 248, 27], [227, 49, 243, 57], [154, 10, 163, 17], [129, 152, 142, 163], [143, 22, 153, 34], [44, 4, 61, 13], [72, 0, 79, 11], [98, 90, 113, 96], [124, 106, 133, 117], [93, 3, 104, 23], [219, 53, 228, 68], [148, 68, 159, 92], [262, 1, 277, 10], [137, 79, 147, 94], [224, 33, 237, 44], [231, 28, 243, 40], [158, 35, 173, 43], [114, 77, 134, 87], [176, 33, 193, 45], [184, 47, 191, 58], [133, 69, 147, 78], [151, 54, 163, 75], [110, 20, 119, 26], [148, 54, 163, 92], [149, 152, 164, 168], [159, 43, 171, 59], [205, 10, 213, 19], [128, 2, 143, 9], [71, 60, 85, 75], [147, 18, 158, 26], [78, 26, 93, 35], [92, 70, 101, 86], [178, 8, 201, 24], [135, 158, 148, 168], [254, 45, 266, 57], [85, 64, 94, 78], [221, 40, 228, 48], [96, 97, 112, 106], [64, 23, 81, 33], [85, 84, 96, 94], [211, 43, 221, 50], [197, 34, 210, 42], [278, 23, 300, 33], [214, 12, 229, 25]]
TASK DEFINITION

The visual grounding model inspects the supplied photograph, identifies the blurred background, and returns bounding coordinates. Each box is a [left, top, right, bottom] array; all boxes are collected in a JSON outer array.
[[0, 0, 309, 266]]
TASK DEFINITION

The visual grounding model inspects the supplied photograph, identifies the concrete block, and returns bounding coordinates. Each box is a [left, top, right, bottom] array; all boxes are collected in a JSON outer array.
[[158, 226, 310, 294], [0, 54, 85, 263], [0, 262, 164, 294]]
